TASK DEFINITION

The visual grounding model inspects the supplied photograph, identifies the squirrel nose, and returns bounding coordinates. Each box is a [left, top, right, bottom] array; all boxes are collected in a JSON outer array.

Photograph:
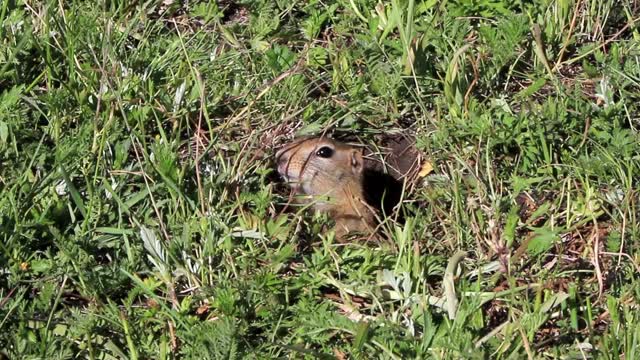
[[276, 151, 289, 173], [276, 149, 287, 165]]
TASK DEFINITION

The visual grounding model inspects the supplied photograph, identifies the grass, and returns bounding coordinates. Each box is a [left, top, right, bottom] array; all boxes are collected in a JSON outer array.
[[1, 0, 640, 358]]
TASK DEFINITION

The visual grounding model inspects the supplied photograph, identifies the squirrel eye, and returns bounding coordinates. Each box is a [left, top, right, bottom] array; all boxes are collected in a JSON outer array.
[[315, 146, 334, 158]]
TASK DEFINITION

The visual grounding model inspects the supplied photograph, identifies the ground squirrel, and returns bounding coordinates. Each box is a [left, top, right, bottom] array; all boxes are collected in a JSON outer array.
[[275, 136, 377, 240]]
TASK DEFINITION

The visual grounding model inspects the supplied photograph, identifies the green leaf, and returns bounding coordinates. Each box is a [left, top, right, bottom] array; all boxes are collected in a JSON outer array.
[[527, 228, 559, 257], [0, 85, 23, 114], [516, 78, 546, 99], [58, 166, 86, 218], [0, 121, 8, 144], [354, 321, 371, 351]]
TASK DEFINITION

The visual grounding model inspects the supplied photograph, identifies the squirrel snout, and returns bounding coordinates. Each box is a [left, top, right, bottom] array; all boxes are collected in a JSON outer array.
[[276, 150, 287, 168], [275, 150, 293, 181], [276, 151, 288, 166]]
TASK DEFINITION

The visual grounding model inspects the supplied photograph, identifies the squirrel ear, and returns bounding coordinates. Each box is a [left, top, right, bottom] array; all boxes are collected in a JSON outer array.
[[350, 149, 363, 174]]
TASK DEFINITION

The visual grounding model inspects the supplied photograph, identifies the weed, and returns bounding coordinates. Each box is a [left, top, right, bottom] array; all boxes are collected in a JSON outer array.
[[1, 0, 640, 358]]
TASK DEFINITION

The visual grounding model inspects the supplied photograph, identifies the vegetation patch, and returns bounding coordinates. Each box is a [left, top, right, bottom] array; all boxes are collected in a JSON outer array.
[[1, 0, 639, 358]]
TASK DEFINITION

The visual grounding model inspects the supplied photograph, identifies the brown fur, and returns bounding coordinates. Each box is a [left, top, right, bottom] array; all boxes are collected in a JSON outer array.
[[275, 137, 376, 240]]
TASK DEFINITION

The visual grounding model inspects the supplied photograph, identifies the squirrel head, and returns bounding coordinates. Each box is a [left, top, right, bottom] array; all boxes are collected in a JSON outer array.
[[275, 137, 364, 200]]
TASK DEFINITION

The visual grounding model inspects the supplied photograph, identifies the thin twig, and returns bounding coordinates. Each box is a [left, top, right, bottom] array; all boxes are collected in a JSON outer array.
[[591, 226, 604, 301], [553, 0, 583, 71]]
